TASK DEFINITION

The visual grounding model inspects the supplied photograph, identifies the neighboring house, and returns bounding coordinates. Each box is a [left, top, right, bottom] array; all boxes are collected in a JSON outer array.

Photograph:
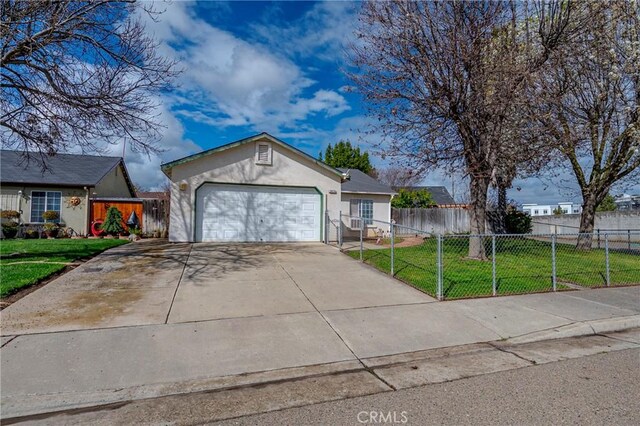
[[339, 168, 395, 238], [614, 194, 640, 211], [0, 150, 135, 234], [161, 133, 396, 243], [394, 185, 457, 207], [521, 202, 582, 216]]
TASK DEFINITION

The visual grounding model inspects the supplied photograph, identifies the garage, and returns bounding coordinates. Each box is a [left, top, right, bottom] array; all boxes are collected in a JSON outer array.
[[195, 183, 321, 242]]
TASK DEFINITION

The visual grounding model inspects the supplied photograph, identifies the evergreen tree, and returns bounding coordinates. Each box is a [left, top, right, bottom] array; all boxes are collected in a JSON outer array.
[[102, 207, 125, 235], [320, 140, 373, 174], [596, 194, 617, 212]]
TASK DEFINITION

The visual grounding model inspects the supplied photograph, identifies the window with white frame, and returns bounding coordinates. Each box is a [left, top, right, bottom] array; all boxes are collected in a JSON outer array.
[[30, 191, 61, 222], [349, 199, 373, 228]]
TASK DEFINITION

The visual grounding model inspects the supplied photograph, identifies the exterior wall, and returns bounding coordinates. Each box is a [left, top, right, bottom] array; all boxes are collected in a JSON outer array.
[[530, 211, 640, 234], [0, 185, 90, 233], [94, 164, 134, 198], [167, 138, 343, 242], [340, 193, 392, 238]]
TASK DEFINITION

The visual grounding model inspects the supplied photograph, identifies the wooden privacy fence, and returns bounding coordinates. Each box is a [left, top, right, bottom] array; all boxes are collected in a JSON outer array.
[[90, 198, 168, 236], [392, 207, 471, 234]]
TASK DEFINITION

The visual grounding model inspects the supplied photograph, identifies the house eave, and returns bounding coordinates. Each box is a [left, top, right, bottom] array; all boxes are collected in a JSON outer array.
[[341, 190, 397, 196]]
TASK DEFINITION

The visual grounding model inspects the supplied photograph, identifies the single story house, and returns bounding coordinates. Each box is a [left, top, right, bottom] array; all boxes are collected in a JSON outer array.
[[0, 150, 135, 234], [161, 133, 396, 243], [339, 168, 395, 238]]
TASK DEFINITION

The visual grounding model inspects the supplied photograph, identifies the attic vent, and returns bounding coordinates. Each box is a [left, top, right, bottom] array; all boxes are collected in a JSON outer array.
[[256, 143, 272, 165]]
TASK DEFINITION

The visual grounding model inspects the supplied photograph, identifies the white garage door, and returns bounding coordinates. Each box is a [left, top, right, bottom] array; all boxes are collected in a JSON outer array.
[[195, 184, 321, 242]]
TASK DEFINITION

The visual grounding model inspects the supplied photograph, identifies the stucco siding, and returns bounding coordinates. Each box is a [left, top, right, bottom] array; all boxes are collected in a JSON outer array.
[[0, 185, 89, 232], [167, 138, 342, 242], [341, 192, 392, 238], [94, 164, 133, 198]]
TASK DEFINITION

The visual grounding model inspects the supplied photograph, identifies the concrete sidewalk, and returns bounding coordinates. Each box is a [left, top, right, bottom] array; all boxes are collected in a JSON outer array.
[[2, 285, 638, 419]]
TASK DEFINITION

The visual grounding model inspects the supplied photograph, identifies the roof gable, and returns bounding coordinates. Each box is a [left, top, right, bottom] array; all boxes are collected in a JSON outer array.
[[0, 150, 135, 195], [339, 168, 395, 195], [161, 132, 344, 179]]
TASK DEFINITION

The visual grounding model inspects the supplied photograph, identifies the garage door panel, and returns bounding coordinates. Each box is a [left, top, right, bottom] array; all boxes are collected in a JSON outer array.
[[196, 184, 321, 242]]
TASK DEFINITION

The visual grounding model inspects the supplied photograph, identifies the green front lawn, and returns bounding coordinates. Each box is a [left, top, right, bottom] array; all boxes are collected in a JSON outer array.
[[1, 239, 128, 298], [348, 238, 640, 299]]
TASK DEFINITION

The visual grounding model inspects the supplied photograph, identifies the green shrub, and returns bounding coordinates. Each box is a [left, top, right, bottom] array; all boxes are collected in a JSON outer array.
[[505, 210, 532, 234]]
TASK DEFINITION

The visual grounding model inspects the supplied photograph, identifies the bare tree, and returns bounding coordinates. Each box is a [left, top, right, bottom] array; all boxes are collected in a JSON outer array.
[[376, 166, 422, 188], [531, 1, 639, 248], [350, 1, 578, 259], [1, 0, 179, 166]]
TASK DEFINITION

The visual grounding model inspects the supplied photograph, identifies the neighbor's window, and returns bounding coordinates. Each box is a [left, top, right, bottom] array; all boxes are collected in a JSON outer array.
[[30, 191, 61, 222], [534, 209, 539, 215], [349, 199, 373, 227]]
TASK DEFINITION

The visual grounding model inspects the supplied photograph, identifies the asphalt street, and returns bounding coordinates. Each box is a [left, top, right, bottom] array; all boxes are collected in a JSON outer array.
[[217, 348, 640, 426]]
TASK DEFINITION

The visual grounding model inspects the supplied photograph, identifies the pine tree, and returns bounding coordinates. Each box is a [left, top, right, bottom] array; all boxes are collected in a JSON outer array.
[[102, 207, 125, 235]]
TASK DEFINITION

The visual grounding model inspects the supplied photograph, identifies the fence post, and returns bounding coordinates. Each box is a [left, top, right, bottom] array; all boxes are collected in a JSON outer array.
[[551, 234, 557, 292], [597, 229, 600, 249], [436, 234, 443, 301], [492, 235, 497, 297], [359, 218, 363, 262], [390, 223, 395, 276], [605, 233, 610, 287], [628, 230, 631, 250]]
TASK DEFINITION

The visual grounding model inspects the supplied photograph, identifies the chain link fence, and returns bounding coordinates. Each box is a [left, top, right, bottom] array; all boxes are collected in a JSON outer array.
[[335, 214, 640, 301]]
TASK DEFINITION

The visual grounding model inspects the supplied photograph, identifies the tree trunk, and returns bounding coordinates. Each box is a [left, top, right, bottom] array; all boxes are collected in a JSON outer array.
[[576, 193, 598, 250], [468, 176, 490, 260]]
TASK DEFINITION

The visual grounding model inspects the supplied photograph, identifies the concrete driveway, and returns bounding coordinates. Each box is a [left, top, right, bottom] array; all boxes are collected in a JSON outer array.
[[0, 241, 434, 335], [2, 241, 639, 418]]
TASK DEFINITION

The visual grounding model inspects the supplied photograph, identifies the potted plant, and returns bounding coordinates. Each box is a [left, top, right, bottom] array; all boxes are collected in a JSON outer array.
[[43, 222, 58, 238], [26, 229, 40, 239], [1, 210, 20, 239], [101, 206, 125, 238], [42, 210, 60, 223]]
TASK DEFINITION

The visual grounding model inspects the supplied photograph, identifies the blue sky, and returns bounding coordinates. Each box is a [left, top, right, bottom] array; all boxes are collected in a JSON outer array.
[[114, 0, 636, 205]]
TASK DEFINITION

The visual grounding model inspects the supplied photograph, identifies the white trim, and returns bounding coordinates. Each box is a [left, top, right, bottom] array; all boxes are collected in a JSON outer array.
[[341, 190, 396, 195]]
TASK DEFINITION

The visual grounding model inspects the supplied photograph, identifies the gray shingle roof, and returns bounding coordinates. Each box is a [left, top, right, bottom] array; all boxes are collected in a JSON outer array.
[[0, 150, 129, 189], [396, 186, 456, 205], [339, 168, 395, 195]]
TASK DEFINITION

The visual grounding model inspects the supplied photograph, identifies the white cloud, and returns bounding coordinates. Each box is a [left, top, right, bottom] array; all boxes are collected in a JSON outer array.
[[141, 2, 350, 132], [250, 1, 359, 61]]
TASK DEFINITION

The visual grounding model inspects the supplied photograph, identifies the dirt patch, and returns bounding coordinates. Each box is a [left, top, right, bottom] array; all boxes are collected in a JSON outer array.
[[33, 288, 145, 328], [375, 236, 427, 248]]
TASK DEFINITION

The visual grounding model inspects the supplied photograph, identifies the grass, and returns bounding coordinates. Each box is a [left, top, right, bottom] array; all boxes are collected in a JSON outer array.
[[0, 238, 128, 298], [347, 237, 640, 299]]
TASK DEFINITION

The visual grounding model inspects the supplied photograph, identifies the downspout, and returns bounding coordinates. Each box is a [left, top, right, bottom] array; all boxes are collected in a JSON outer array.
[[389, 194, 395, 232], [324, 193, 328, 244], [84, 186, 91, 235]]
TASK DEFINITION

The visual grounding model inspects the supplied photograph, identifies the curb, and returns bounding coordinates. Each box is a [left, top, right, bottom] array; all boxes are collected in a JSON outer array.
[[504, 315, 640, 345]]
